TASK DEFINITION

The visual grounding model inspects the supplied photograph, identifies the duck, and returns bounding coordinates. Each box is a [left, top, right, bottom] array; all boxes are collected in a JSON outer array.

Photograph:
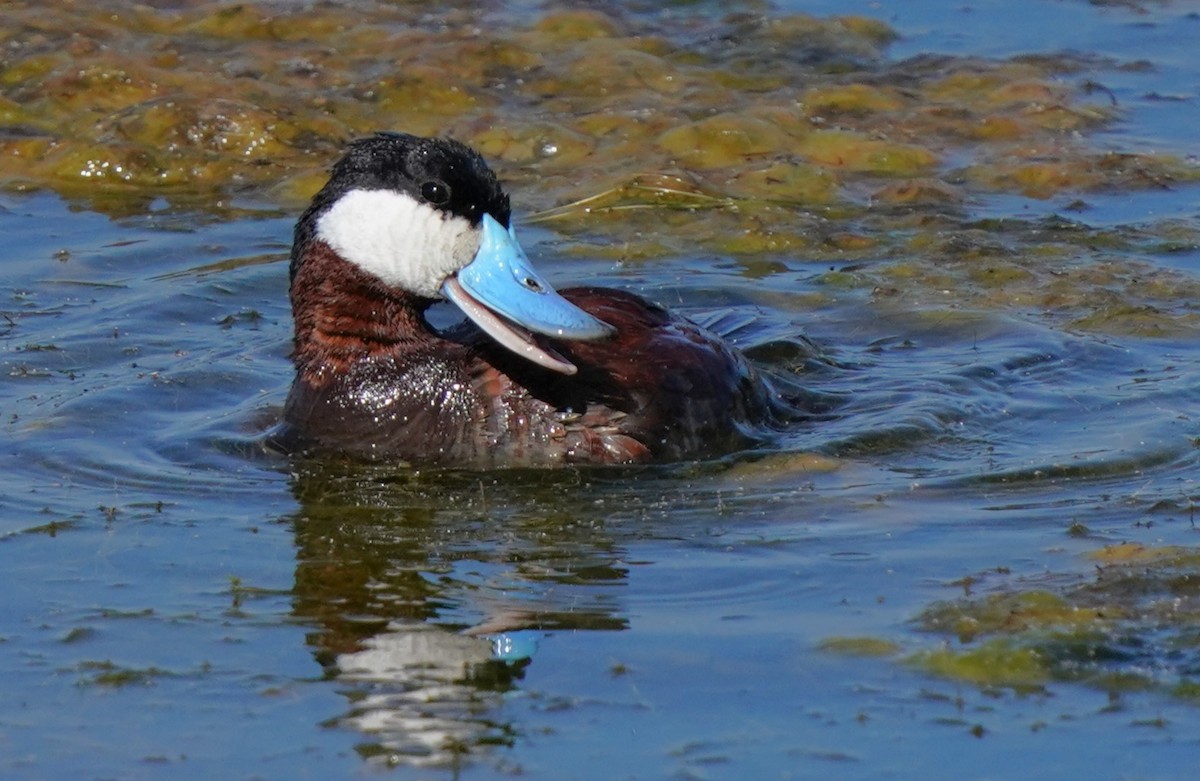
[[273, 131, 785, 468]]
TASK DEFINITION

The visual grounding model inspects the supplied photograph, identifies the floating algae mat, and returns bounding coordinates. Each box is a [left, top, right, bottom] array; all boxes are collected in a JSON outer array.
[[894, 542, 1200, 701], [816, 538, 1200, 706], [2, 2, 1197, 337]]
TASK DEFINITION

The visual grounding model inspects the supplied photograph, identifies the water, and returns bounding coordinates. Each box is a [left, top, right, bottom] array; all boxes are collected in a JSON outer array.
[[2, 1, 1200, 779]]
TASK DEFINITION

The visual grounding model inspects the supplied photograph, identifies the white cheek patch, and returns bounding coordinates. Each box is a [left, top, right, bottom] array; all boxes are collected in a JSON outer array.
[[315, 189, 482, 299]]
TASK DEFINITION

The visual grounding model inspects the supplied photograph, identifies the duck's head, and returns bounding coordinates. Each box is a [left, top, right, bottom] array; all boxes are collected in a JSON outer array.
[[293, 132, 614, 375]]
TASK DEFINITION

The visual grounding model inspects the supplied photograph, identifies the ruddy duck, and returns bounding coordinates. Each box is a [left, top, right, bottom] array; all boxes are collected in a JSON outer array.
[[275, 132, 782, 467]]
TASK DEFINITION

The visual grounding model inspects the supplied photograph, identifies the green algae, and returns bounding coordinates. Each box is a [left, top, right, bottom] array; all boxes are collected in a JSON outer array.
[[0, 1, 1154, 213], [0, 1, 1195, 337], [909, 640, 1050, 689], [1087, 543, 1200, 568], [892, 543, 1200, 700], [818, 636, 902, 658], [917, 590, 1121, 645], [76, 659, 178, 688]]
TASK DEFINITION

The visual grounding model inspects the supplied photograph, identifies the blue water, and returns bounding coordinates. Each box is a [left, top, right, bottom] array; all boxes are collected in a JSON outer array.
[[2, 1, 1200, 779]]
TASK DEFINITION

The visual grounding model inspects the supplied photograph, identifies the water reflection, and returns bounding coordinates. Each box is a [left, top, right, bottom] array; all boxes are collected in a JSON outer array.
[[335, 625, 524, 765], [277, 311, 1200, 765], [287, 465, 630, 766]]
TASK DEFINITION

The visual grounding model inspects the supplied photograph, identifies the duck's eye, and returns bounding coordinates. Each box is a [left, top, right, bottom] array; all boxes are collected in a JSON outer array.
[[420, 181, 450, 204]]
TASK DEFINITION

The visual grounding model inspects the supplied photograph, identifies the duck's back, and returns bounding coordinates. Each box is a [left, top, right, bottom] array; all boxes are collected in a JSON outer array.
[[477, 286, 777, 467]]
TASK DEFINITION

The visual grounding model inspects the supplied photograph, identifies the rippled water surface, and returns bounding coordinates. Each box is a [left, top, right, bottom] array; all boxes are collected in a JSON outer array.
[[2, 1, 1199, 779]]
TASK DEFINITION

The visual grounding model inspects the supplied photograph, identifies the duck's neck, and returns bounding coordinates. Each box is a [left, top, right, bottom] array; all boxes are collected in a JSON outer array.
[[289, 240, 436, 381]]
